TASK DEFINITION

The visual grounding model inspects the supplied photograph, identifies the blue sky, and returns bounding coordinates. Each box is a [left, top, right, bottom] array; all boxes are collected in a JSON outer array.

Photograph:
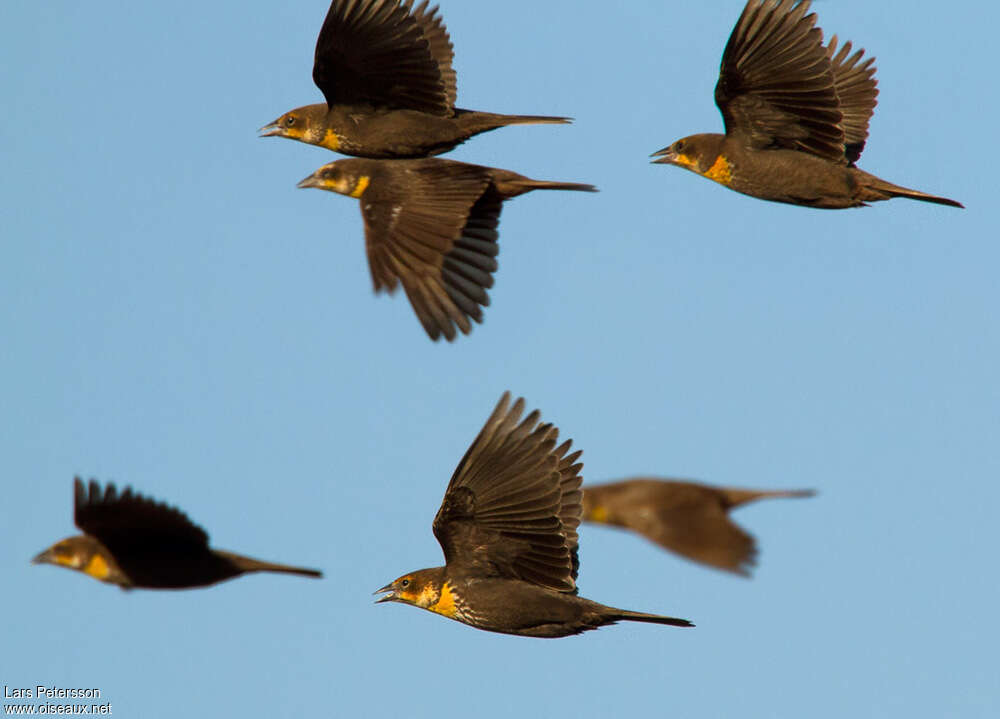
[[2, 0, 997, 716]]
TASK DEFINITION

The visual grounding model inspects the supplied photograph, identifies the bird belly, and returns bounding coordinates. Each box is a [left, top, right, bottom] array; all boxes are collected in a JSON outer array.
[[443, 578, 600, 638], [115, 550, 240, 589], [329, 108, 464, 159], [725, 149, 858, 209]]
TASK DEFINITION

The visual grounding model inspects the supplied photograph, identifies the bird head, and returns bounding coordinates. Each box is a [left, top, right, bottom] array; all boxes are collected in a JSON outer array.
[[259, 104, 337, 149], [651, 134, 723, 173], [32, 535, 123, 585], [297, 160, 372, 198], [374, 567, 446, 608]]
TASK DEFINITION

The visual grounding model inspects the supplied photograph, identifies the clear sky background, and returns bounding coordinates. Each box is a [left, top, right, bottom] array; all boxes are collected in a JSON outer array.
[[2, 0, 997, 716]]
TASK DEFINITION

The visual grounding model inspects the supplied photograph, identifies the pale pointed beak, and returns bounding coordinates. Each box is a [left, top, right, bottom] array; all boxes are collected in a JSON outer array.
[[258, 121, 283, 138], [373, 583, 397, 603], [297, 175, 323, 190], [650, 146, 678, 164]]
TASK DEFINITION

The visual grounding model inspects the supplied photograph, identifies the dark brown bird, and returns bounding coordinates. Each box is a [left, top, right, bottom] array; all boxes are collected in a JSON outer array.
[[33, 478, 322, 589], [583, 478, 816, 577], [651, 0, 962, 209], [375, 393, 693, 638], [260, 0, 568, 158], [297, 157, 595, 341]]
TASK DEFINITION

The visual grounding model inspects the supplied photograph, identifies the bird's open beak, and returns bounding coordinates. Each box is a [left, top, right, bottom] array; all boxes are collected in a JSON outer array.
[[32, 548, 53, 565], [373, 583, 398, 604], [650, 146, 678, 165], [258, 120, 283, 138], [297, 175, 322, 190]]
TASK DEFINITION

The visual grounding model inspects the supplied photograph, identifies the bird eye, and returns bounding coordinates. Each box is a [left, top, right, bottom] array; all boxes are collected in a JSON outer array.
[[675, 140, 685, 152], [284, 116, 296, 126], [400, 578, 410, 588]]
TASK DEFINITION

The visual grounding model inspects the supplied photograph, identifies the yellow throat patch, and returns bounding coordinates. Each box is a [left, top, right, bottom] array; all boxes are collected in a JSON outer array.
[[428, 582, 458, 618], [704, 154, 733, 186], [349, 176, 370, 198], [673, 153, 697, 170], [83, 553, 112, 581], [321, 128, 341, 151]]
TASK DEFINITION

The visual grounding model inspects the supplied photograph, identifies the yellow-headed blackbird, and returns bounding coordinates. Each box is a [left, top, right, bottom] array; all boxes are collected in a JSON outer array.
[[33, 478, 322, 589], [652, 0, 962, 209], [583, 478, 815, 577], [375, 393, 693, 637], [298, 158, 596, 341], [259, 0, 568, 158]]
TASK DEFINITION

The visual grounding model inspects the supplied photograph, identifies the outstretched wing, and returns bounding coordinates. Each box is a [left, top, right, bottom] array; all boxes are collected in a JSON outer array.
[[640, 499, 757, 576], [73, 477, 210, 554], [827, 35, 878, 165], [584, 479, 757, 576], [715, 0, 844, 162], [433, 393, 583, 592], [363, 161, 500, 341], [312, 0, 454, 114]]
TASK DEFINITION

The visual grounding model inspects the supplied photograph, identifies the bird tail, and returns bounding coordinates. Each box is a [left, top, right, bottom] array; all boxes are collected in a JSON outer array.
[[721, 488, 816, 508], [856, 171, 964, 208], [453, 110, 571, 144], [455, 109, 571, 130], [514, 179, 598, 193], [494, 113, 571, 126], [490, 172, 598, 198], [613, 609, 694, 628], [216, 551, 322, 578]]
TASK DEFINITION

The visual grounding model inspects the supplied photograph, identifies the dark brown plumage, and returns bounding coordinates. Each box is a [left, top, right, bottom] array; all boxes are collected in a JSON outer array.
[[32, 478, 322, 589], [375, 393, 693, 638], [297, 157, 595, 341], [582, 478, 816, 577], [260, 0, 568, 158], [651, 0, 962, 209]]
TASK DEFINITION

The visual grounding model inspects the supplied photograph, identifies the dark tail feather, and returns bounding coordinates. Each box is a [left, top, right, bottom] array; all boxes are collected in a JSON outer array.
[[859, 174, 964, 208], [615, 609, 694, 628], [889, 188, 964, 208], [517, 180, 598, 193], [456, 110, 571, 135], [722, 488, 817, 508], [497, 113, 571, 126], [219, 551, 322, 578]]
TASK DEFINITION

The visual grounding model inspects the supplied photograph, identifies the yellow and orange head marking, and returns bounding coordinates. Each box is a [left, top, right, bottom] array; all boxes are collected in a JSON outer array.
[[262, 105, 337, 147], [308, 170, 369, 198], [271, 112, 308, 141], [658, 135, 732, 186], [400, 578, 457, 618], [670, 150, 698, 170], [378, 571, 458, 618], [390, 574, 440, 608], [44, 539, 88, 570], [663, 137, 699, 170], [35, 538, 115, 583], [671, 147, 732, 186]]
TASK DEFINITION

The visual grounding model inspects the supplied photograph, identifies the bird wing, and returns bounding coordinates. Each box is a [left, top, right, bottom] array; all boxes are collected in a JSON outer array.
[[715, 0, 845, 162], [826, 35, 878, 165], [433, 393, 583, 592], [619, 485, 758, 576], [73, 477, 210, 553], [409, 0, 457, 108], [362, 161, 500, 341], [312, 0, 454, 114]]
